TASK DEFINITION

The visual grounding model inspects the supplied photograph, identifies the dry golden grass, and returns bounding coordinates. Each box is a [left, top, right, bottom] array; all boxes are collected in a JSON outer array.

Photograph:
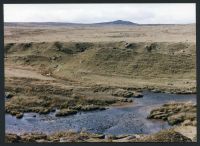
[[4, 24, 196, 43]]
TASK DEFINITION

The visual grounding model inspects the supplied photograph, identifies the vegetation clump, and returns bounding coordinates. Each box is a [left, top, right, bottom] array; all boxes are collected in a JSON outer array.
[[5, 129, 192, 143], [147, 102, 196, 126]]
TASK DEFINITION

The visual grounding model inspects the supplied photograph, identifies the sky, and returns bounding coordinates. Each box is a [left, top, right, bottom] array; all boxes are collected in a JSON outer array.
[[4, 4, 196, 24]]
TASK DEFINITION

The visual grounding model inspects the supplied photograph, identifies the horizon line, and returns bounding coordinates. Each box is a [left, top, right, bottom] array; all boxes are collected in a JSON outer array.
[[4, 21, 196, 25]]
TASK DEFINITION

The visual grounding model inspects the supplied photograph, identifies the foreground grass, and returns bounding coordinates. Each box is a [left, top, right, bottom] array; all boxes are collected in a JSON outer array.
[[5, 128, 192, 143], [5, 76, 139, 118]]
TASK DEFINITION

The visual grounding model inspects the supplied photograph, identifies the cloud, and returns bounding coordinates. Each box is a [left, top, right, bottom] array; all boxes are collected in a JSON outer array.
[[3, 4, 196, 24]]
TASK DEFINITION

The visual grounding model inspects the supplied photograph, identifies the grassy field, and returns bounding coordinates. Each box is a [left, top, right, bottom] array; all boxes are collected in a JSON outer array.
[[5, 41, 196, 93], [4, 23, 197, 142], [4, 24, 195, 43]]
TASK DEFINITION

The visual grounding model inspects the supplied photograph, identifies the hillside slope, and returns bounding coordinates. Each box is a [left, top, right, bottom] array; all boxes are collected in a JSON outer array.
[[5, 41, 196, 93]]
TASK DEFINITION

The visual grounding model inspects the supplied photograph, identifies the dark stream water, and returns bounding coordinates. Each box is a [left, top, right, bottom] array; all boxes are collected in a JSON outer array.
[[6, 91, 196, 135]]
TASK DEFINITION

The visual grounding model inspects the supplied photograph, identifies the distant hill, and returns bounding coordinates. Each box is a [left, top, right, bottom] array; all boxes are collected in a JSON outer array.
[[93, 20, 138, 25], [4, 20, 139, 27], [5, 21, 194, 28]]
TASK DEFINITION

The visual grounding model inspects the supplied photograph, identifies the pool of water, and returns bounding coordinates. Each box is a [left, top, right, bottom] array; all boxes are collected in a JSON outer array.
[[6, 91, 196, 135]]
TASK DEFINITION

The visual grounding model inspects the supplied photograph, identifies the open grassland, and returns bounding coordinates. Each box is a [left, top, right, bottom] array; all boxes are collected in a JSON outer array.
[[5, 41, 196, 94], [4, 24, 195, 43], [4, 23, 196, 142]]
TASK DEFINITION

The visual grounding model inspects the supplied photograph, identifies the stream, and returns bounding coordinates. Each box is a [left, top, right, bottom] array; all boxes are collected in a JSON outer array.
[[6, 91, 196, 136]]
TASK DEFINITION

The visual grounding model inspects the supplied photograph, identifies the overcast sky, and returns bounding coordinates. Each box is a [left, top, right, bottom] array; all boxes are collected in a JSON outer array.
[[4, 4, 196, 24]]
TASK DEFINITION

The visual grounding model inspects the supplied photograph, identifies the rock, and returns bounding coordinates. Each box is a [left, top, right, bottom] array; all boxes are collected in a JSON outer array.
[[16, 113, 24, 119]]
